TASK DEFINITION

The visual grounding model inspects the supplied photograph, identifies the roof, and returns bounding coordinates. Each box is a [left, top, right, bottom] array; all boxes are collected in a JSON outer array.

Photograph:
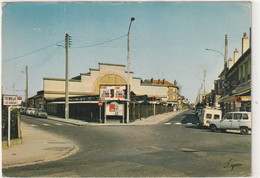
[[144, 79, 178, 87]]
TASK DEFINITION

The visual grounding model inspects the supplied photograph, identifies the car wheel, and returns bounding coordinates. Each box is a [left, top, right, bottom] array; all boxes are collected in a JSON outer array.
[[240, 127, 249, 135], [210, 125, 217, 132]]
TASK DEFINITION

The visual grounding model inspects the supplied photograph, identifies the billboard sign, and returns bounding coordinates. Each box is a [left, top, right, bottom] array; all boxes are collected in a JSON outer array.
[[100, 85, 126, 100], [106, 102, 124, 116], [3, 95, 18, 106]]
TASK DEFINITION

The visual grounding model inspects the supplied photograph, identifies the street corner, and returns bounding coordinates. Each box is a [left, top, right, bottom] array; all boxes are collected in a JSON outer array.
[[2, 126, 80, 169]]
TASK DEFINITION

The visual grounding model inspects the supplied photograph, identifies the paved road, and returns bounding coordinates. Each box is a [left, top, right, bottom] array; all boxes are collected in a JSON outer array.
[[3, 109, 251, 177]]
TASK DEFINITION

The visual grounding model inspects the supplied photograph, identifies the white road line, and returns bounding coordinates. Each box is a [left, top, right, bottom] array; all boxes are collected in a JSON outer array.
[[42, 123, 50, 126], [30, 124, 37, 127], [55, 123, 63, 126], [174, 122, 182, 125], [164, 123, 171, 125]]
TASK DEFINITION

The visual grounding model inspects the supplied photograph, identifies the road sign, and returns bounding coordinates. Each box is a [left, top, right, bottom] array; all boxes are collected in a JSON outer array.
[[152, 97, 156, 102], [235, 96, 242, 103], [3, 95, 18, 106], [98, 101, 103, 107]]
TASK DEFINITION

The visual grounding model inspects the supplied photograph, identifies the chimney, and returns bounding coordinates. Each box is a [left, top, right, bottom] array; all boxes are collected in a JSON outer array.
[[228, 57, 233, 69], [158, 79, 160, 84], [233, 48, 239, 64], [242, 33, 249, 54], [162, 79, 165, 84]]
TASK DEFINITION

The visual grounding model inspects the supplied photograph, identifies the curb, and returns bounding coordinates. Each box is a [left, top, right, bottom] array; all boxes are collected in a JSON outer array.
[[2, 145, 79, 169], [47, 110, 188, 126]]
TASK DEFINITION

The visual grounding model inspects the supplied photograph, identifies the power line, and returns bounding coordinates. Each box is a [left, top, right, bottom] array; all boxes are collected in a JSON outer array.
[[71, 34, 127, 49], [3, 40, 64, 63]]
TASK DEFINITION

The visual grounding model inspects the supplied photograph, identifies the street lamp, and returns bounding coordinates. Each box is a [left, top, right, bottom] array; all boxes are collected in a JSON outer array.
[[205, 35, 228, 97], [126, 17, 135, 123], [205, 48, 224, 58]]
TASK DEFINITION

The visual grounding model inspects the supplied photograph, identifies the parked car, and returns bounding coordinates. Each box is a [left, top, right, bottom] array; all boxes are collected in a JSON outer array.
[[199, 108, 222, 128], [26, 108, 36, 116], [34, 109, 48, 118], [209, 111, 251, 135], [195, 108, 203, 117], [20, 108, 26, 115]]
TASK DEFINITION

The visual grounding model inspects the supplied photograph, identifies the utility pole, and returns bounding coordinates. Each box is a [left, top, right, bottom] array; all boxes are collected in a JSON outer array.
[[203, 70, 206, 97], [65, 34, 70, 119], [126, 17, 135, 123], [224, 34, 228, 96], [25, 66, 28, 108]]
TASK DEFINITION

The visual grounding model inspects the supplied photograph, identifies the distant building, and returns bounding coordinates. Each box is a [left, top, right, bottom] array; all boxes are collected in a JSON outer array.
[[143, 78, 179, 106]]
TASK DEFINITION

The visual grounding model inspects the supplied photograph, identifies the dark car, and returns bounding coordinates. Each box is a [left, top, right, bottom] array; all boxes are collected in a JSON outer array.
[[34, 109, 48, 118], [20, 108, 26, 115]]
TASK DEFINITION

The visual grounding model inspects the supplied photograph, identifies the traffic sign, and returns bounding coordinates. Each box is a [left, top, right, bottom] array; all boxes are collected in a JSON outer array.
[[235, 96, 242, 103], [3, 95, 18, 106], [152, 97, 156, 102], [98, 101, 103, 107]]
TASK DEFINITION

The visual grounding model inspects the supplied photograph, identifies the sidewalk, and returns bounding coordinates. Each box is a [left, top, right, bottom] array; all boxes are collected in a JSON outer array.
[[48, 110, 186, 126], [2, 122, 79, 169]]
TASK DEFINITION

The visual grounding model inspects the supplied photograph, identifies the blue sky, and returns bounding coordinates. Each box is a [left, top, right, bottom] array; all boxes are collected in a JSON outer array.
[[2, 2, 251, 102]]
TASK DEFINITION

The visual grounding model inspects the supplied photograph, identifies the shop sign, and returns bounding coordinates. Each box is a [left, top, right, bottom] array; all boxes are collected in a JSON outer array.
[[231, 81, 238, 87], [222, 81, 230, 89], [3, 95, 18, 106], [106, 102, 124, 116], [100, 85, 126, 100]]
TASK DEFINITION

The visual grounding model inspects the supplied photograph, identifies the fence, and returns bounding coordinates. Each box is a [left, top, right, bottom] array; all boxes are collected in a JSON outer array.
[[46, 102, 174, 123], [129, 102, 174, 122], [2, 106, 21, 141]]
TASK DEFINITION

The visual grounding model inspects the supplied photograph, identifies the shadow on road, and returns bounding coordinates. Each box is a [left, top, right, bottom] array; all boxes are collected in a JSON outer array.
[[181, 113, 199, 125]]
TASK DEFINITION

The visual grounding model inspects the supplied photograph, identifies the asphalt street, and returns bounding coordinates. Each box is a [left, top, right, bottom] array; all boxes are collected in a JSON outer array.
[[2, 109, 251, 177]]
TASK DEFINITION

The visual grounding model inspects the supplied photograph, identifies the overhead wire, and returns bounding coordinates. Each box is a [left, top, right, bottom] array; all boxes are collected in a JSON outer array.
[[2, 39, 65, 63]]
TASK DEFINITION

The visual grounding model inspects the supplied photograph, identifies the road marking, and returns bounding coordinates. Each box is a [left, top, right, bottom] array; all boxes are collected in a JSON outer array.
[[42, 123, 50, 126], [30, 124, 37, 127], [174, 122, 182, 125], [55, 123, 63, 126], [164, 123, 171, 125]]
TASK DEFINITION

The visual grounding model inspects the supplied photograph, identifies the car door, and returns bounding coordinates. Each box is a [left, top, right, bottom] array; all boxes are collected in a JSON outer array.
[[220, 113, 233, 129], [231, 113, 242, 129]]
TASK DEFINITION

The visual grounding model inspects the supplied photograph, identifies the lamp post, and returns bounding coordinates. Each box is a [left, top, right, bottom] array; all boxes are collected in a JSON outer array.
[[206, 35, 228, 96], [126, 17, 135, 123]]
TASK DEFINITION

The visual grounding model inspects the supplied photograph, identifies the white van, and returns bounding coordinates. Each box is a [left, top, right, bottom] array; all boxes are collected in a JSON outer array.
[[199, 108, 222, 128]]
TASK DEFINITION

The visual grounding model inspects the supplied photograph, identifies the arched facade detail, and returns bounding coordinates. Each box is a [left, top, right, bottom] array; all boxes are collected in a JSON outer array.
[[93, 73, 127, 94]]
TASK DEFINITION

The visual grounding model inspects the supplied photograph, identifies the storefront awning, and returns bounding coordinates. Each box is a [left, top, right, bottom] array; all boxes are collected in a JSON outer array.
[[218, 89, 251, 103]]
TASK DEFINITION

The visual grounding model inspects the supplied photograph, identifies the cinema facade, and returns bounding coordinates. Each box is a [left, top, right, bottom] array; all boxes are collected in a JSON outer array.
[[29, 63, 183, 123]]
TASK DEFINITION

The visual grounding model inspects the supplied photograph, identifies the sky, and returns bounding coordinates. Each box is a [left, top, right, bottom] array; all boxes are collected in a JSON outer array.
[[1, 2, 252, 103]]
